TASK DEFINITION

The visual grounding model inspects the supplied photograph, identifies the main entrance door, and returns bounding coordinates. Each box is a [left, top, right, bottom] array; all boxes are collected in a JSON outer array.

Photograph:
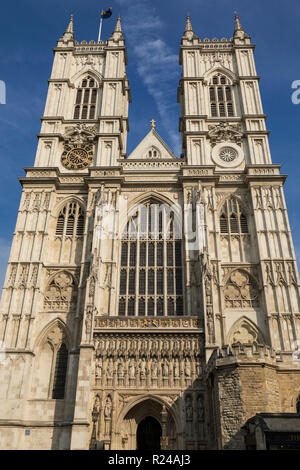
[[136, 417, 162, 450]]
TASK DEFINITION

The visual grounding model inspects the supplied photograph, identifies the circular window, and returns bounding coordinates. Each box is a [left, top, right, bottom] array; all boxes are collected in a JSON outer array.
[[219, 147, 238, 162], [211, 142, 244, 168]]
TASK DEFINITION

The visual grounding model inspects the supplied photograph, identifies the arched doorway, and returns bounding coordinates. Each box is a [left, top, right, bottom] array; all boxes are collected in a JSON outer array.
[[119, 398, 178, 450], [137, 417, 162, 450]]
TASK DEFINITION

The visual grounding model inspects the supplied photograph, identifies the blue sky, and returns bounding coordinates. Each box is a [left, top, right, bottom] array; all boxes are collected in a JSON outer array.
[[0, 0, 300, 287]]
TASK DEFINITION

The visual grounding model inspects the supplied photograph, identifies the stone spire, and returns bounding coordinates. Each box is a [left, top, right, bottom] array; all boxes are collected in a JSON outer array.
[[114, 15, 122, 33], [184, 14, 193, 33], [182, 14, 198, 43], [110, 15, 124, 41], [233, 12, 249, 40], [58, 15, 74, 45]]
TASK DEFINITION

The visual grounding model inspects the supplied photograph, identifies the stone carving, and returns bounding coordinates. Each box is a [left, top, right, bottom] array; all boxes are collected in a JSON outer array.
[[151, 360, 158, 378], [29, 265, 39, 288], [94, 316, 202, 330], [197, 395, 205, 422], [185, 359, 191, 378], [208, 122, 243, 147], [287, 262, 297, 285], [17, 265, 29, 289], [104, 396, 112, 418], [44, 271, 77, 311], [93, 334, 202, 388], [23, 193, 31, 211], [96, 359, 103, 378], [7, 265, 17, 288], [230, 319, 264, 345], [275, 262, 287, 286], [224, 270, 259, 308], [46, 322, 66, 348], [118, 361, 125, 378], [140, 357, 146, 376], [64, 123, 97, 145], [129, 361, 135, 379], [185, 395, 193, 439]]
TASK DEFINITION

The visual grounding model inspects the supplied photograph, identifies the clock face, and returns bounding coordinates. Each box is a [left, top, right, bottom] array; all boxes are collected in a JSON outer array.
[[61, 144, 94, 170]]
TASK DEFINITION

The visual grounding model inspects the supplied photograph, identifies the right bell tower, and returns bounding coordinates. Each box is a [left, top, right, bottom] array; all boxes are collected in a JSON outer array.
[[178, 13, 300, 449]]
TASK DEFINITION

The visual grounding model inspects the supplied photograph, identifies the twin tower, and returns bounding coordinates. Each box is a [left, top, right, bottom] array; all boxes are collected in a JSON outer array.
[[0, 14, 300, 450]]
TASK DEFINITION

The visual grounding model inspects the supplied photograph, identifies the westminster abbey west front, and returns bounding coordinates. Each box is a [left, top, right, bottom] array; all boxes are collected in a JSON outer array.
[[1, 13, 300, 451]]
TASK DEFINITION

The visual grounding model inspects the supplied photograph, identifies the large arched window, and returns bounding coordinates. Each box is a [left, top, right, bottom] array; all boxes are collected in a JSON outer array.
[[56, 201, 85, 237], [118, 200, 183, 316], [209, 74, 234, 118], [220, 198, 248, 235], [73, 75, 98, 120]]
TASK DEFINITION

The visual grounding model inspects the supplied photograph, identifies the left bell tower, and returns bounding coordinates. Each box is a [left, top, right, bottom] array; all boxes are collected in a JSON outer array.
[[0, 14, 130, 450], [35, 14, 130, 170]]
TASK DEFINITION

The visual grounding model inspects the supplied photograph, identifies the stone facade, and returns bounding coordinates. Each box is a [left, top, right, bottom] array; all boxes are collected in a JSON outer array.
[[0, 13, 300, 450]]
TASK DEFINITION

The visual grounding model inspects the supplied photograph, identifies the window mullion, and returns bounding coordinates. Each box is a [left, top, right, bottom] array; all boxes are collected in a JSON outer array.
[[135, 208, 141, 316]]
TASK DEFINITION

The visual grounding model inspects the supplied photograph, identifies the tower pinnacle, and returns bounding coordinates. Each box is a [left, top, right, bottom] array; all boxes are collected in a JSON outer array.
[[110, 14, 124, 41], [233, 12, 249, 40], [185, 14, 193, 33], [58, 14, 74, 44]]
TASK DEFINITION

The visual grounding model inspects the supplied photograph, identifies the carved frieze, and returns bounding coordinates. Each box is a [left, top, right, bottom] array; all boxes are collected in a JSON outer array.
[[208, 122, 243, 147], [94, 316, 202, 330]]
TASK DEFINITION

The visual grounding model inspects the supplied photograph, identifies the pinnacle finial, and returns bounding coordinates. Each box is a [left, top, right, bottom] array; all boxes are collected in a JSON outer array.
[[150, 118, 156, 130], [233, 11, 248, 39], [234, 12, 242, 32], [66, 14, 74, 34], [114, 15, 122, 33], [59, 14, 74, 43], [185, 14, 193, 32]]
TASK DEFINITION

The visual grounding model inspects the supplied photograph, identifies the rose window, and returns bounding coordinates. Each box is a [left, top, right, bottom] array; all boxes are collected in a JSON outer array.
[[219, 147, 238, 162]]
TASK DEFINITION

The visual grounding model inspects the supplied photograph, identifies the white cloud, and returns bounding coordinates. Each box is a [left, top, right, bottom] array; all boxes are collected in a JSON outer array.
[[118, 0, 181, 154]]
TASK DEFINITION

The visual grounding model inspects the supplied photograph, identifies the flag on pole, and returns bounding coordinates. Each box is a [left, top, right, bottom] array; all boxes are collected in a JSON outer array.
[[98, 7, 112, 42], [101, 7, 112, 19]]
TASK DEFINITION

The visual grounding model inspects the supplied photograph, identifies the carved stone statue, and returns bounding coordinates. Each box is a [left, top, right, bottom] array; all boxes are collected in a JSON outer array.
[[162, 361, 169, 377], [129, 361, 135, 379], [197, 395, 204, 421], [107, 359, 113, 378], [140, 357, 146, 376], [185, 396, 193, 421], [151, 360, 158, 378], [174, 361, 180, 378], [104, 397, 112, 418], [118, 361, 124, 377], [96, 359, 102, 378], [185, 360, 191, 378]]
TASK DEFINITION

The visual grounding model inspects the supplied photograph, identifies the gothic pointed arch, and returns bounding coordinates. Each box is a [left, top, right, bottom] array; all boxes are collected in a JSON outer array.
[[218, 195, 249, 235], [204, 64, 236, 83], [116, 394, 180, 434], [32, 319, 71, 399], [70, 68, 103, 88], [54, 196, 86, 218], [227, 316, 265, 346], [204, 66, 236, 118], [71, 71, 101, 120], [118, 196, 183, 317]]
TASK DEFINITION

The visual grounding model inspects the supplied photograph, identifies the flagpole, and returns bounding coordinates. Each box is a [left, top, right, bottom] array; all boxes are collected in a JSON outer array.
[[98, 16, 103, 42]]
